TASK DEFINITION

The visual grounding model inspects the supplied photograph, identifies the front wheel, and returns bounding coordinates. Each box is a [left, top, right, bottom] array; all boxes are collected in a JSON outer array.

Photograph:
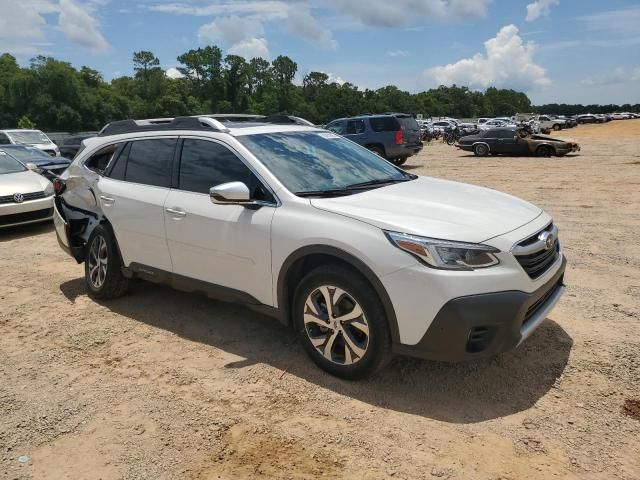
[[391, 157, 407, 166], [536, 145, 554, 157], [293, 265, 391, 379], [85, 224, 129, 300]]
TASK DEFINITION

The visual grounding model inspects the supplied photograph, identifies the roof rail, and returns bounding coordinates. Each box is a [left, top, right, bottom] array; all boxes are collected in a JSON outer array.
[[98, 116, 230, 137]]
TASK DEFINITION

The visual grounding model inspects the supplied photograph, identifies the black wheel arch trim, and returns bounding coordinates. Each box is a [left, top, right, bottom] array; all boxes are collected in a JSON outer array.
[[276, 245, 400, 344]]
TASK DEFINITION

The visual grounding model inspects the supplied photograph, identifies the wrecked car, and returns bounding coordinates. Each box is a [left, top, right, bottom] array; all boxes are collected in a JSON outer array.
[[456, 128, 580, 157]]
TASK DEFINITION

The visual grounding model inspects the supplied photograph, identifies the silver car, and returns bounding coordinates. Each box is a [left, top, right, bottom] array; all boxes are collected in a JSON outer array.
[[0, 151, 54, 228]]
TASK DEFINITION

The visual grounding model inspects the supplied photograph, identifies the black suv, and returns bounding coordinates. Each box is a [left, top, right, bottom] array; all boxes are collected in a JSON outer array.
[[325, 113, 422, 165]]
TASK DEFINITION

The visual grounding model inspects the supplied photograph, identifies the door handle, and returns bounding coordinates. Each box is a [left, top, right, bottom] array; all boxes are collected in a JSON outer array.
[[99, 195, 115, 205], [165, 207, 186, 218]]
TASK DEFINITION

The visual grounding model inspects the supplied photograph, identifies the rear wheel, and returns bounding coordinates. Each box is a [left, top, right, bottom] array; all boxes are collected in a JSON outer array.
[[552, 124, 561, 131], [391, 157, 407, 166], [473, 143, 489, 157], [85, 224, 129, 300], [536, 145, 554, 157], [293, 265, 391, 379]]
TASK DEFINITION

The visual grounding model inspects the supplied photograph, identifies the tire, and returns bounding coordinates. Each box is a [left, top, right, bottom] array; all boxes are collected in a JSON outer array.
[[84, 224, 129, 300], [391, 157, 407, 166], [446, 136, 456, 146], [473, 143, 489, 157], [552, 124, 561, 131], [367, 146, 385, 158], [293, 265, 391, 380], [536, 145, 554, 158]]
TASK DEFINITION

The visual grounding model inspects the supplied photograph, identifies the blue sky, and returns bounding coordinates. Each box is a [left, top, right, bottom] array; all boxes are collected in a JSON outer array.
[[2, 0, 639, 104]]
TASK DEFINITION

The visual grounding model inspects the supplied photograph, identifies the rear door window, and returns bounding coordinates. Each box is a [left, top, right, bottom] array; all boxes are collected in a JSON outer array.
[[124, 138, 176, 187], [369, 117, 398, 132]]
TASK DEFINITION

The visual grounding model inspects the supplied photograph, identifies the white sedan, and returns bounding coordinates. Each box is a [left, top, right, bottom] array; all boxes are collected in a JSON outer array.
[[0, 151, 54, 228]]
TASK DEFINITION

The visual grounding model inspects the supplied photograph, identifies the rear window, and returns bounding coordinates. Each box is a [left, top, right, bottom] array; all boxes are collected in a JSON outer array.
[[369, 117, 398, 132], [397, 116, 419, 131]]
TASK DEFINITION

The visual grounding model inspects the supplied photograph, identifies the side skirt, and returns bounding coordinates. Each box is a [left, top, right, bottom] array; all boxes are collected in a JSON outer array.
[[125, 263, 282, 320]]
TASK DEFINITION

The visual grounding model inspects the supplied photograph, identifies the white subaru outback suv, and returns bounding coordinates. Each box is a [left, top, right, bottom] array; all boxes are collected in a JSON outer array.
[[53, 116, 566, 379]]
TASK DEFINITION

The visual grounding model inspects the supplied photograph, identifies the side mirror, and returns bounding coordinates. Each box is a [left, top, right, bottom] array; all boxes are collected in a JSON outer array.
[[26, 163, 39, 171], [209, 181, 251, 205]]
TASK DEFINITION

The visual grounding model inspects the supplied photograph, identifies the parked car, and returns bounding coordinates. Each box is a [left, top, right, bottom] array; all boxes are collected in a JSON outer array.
[[611, 113, 631, 120], [477, 119, 517, 131], [325, 113, 422, 165], [576, 114, 599, 124], [0, 145, 71, 180], [0, 151, 54, 228], [53, 116, 566, 379], [0, 129, 60, 156], [457, 128, 580, 157], [537, 115, 566, 131], [59, 132, 98, 159]]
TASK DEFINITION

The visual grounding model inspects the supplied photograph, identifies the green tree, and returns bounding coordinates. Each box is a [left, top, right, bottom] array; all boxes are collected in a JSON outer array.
[[17, 115, 36, 129]]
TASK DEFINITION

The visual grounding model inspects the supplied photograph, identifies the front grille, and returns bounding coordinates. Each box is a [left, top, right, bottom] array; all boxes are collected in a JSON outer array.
[[523, 277, 563, 327], [514, 223, 560, 279], [0, 191, 47, 205], [0, 208, 53, 226]]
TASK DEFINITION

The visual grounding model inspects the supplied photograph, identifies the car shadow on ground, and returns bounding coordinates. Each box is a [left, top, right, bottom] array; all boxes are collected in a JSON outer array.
[[60, 277, 573, 424], [0, 222, 53, 242]]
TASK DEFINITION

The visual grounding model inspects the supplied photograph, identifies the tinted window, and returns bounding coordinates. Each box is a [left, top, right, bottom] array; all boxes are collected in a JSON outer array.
[[326, 121, 345, 135], [397, 117, 419, 131], [497, 130, 516, 138], [179, 139, 264, 198], [107, 142, 129, 180], [346, 120, 365, 134], [0, 133, 10, 145], [85, 143, 124, 175], [124, 139, 175, 187], [369, 117, 398, 132]]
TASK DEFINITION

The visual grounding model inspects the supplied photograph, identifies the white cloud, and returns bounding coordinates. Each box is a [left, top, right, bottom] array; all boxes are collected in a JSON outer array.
[[525, 0, 559, 22], [58, 0, 110, 52], [580, 67, 640, 86], [576, 7, 640, 35], [228, 37, 270, 60], [0, 0, 56, 54], [197, 14, 264, 45], [324, 72, 345, 85], [165, 67, 185, 79], [426, 24, 550, 91], [328, 0, 492, 27], [150, 1, 288, 20], [387, 50, 409, 57], [287, 7, 337, 50]]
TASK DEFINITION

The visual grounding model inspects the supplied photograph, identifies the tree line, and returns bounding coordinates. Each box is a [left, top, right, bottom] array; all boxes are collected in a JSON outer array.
[[0, 48, 637, 132]]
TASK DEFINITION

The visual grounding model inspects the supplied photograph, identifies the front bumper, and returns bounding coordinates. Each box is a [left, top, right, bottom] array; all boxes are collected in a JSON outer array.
[[393, 256, 566, 361], [0, 196, 53, 228]]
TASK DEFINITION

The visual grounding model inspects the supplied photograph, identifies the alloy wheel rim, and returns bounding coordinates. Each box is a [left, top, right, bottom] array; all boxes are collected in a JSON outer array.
[[88, 235, 108, 289], [303, 285, 370, 365]]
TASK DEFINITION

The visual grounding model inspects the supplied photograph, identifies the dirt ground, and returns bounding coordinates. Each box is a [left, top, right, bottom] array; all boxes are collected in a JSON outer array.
[[1, 120, 639, 480]]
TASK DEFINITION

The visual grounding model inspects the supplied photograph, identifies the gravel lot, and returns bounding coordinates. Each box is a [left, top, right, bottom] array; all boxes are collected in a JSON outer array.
[[1, 120, 639, 480]]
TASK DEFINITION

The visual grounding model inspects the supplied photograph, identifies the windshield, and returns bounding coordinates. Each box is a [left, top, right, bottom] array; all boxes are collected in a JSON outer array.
[[0, 153, 27, 174], [0, 147, 49, 162], [6, 130, 50, 145], [238, 131, 411, 195]]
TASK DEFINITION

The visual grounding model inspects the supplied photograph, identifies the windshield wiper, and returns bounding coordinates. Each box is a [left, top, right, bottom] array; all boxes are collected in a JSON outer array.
[[346, 176, 415, 190], [295, 188, 354, 198]]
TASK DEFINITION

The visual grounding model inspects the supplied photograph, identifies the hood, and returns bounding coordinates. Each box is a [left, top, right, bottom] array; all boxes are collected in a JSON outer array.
[[0, 170, 50, 196], [530, 134, 575, 144], [310, 177, 542, 243]]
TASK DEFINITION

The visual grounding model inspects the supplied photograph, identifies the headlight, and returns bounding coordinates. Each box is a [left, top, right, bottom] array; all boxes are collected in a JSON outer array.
[[44, 182, 54, 196], [385, 231, 500, 270]]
